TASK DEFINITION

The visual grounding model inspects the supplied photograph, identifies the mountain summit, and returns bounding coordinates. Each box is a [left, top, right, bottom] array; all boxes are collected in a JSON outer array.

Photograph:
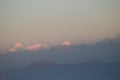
[[62, 41, 71, 47], [9, 42, 49, 52], [9, 42, 24, 52]]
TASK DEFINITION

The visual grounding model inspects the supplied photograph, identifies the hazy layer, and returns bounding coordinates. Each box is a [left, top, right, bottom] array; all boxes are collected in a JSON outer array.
[[0, 0, 120, 51]]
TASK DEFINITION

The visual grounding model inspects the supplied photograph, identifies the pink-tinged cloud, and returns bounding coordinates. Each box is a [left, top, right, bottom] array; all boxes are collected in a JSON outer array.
[[62, 41, 71, 46], [9, 42, 23, 52], [26, 43, 49, 51]]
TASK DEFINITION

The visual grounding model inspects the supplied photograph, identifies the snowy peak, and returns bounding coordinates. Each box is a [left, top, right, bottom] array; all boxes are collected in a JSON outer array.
[[62, 41, 71, 47], [9, 42, 49, 52], [9, 42, 24, 52]]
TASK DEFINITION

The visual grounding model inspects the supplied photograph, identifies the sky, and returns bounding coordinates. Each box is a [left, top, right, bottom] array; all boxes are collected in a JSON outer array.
[[0, 0, 120, 52]]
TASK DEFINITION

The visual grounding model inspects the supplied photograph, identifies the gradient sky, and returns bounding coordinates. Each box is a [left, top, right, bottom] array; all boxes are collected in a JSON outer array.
[[0, 0, 120, 52]]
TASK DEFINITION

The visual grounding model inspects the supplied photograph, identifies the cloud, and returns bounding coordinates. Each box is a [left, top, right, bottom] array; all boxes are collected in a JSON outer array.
[[9, 42, 23, 52], [26, 43, 49, 51], [62, 41, 71, 46]]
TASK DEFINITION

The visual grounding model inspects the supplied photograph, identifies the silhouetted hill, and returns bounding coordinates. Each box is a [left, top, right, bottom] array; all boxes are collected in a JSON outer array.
[[0, 61, 120, 80], [28, 59, 56, 68]]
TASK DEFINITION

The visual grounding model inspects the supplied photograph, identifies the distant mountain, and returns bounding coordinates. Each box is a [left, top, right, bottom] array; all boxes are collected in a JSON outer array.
[[0, 36, 120, 75], [114, 34, 120, 42]]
